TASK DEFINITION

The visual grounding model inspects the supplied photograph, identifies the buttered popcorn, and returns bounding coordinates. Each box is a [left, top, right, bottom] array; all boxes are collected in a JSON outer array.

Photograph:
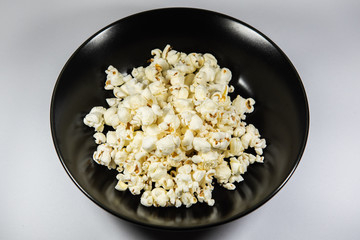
[[83, 45, 266, 208]]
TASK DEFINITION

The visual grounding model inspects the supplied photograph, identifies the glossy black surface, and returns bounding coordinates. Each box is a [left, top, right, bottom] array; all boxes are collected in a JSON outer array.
[[50, 8, 309, 230]]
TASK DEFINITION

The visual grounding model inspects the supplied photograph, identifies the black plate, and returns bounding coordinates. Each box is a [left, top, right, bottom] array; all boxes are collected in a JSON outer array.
[[50, 8, 309, 230]]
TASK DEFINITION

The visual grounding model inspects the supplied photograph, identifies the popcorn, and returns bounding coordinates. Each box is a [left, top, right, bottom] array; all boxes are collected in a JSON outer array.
[[106, 98, 121, 107], [156, 135, 178, 156], [192, 169, 206, 182], [93, 132, 106, 144], [151, 188, 169, 207], [113, 87, 127, 99], [215, 161, 232, 184], [106, 131, 118, 147], [105, 65, 124, 90], [214, 68, 232, 85], [140, 190, 154, 207], [141, 136, 157, 152], [189, 114, 203, 131], [158, 114, 180, 132], [83, 106, 106, 132], [193, 137, 211, 153], [122, 94, 147, 110], [181, 129, 194, 151], [229, 137, 244, 156], [194, 85, 208, 101], [209, 132, 231, 150], [148, 162, 167, 181], [117, 106, 132, 124], [93, 144, 113, 168], [83, 45, 266, 208], [194, 64, 217, 84], [132, 106, 157, 126], [172, 99, 194, 113], [167, 69, 185, 85], [104, 107, 120, 128]]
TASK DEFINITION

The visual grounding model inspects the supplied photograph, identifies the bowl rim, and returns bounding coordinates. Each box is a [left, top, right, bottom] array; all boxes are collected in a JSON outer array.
[[50, 7, 310, 230]]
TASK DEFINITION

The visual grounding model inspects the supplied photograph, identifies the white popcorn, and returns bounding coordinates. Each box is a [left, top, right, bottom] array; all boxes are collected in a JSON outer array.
[[151, 104, 163, 116], [148, 162, 167, 181], [141, 136, 157, 152], [196, 99, 218, 117], [128, 175, 145, 195], [156, 135, 177, 156], [157, 175, 174, 190], [232, 95, 255, 116], [194, 85, 209, 101], [167, 188, 177, 205], [181, 129, 194, 151], [93, 144, 113, 167], [131, 66, 145, 81], [83, 45, 266, 208], [169, 84, 189, 99], [148, 81, 167, 96], [106, 98, 121, 107], [191, 155, 203, 164], [194, 64, 217, 84], [241, 132, 253, 149], [254, 138, 267, 155], [105, 65, 124, 90], [192, 170, 206, 182], [142, 124, 162, 137], [174, 57, 196, 74], [127, 131, 144, 152], [209, 132, 231, 150], [203, 53, 218, 67], [215, 161, 232, 184], [201, 151, 220, 169], [106, 131, 118, 147], [189, 114, 203, 131], [83, 106, 106, 132], [167, 148, 185, 168], [122, 94, 147, 110], [193, 137, 211, 153], [214, 68, 232, 85], [140, 191, 153, 207], [113, 87, 127, 98], [166, 69, 185, 85], [115, 180, 128, 191], [151, 188, 169, 207], [132, 106, 157, 126], [141, 87, 157, 105], [175, 165, 193, 194], [158, 114, 180, 132], [103, 107, 120, 128], [179, 111, 195, 127], [115, 124, 134, 142], [114, 149, 128, 166], [145, 65, 161, 82], [166, 49, 181, 65], [117, 106, 132, 124], [173, 99, 194, 114], [181, 192, 197, 208], [93, 132, 106, 144], [189, 52, 204, 69], [229, 174, 244, 183], [223, 183, 236, 190], [229, 137, 244, 156]]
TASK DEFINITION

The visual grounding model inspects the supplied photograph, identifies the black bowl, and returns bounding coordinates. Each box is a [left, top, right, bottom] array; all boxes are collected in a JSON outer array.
[[50, 8, 309, 230]]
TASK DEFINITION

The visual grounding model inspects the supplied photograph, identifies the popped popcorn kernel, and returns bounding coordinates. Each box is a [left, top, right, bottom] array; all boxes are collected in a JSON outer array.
[[83, 45, 266, 208]]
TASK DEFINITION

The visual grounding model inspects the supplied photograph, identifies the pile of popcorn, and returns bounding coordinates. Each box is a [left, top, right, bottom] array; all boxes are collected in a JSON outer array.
[[83, 45, 266, 208]]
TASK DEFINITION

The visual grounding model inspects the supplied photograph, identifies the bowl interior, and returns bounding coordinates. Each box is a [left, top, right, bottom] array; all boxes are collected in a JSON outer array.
[[51, 8, 309, 230]]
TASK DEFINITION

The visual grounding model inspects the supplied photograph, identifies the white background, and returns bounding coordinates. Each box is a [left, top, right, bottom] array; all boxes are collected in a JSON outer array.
[[1, 0, 359, 239]]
